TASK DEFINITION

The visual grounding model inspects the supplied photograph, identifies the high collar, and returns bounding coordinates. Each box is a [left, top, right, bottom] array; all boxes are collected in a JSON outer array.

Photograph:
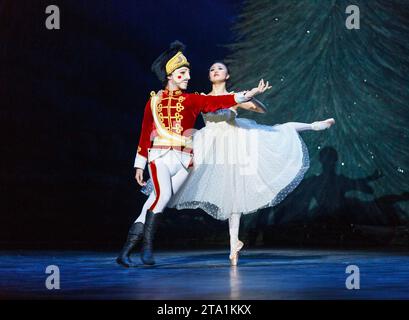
[[163, 89, 183, 96]]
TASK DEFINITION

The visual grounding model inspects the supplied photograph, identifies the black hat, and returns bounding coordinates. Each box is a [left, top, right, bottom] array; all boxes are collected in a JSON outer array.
[[151, 40, 190, 83]]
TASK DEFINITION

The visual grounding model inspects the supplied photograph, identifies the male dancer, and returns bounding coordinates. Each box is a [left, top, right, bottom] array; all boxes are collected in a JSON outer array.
[[117, 41, 270, 267]]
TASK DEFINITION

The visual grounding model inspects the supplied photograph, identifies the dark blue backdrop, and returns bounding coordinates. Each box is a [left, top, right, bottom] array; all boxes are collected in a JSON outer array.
[[1, 1, 408, 250], [1, 0, 241, 249]]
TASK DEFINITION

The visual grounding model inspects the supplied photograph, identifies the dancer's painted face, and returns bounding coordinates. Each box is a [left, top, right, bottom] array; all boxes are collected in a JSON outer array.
[[209, 63, 230, 84], [168, 67, 190, 90]]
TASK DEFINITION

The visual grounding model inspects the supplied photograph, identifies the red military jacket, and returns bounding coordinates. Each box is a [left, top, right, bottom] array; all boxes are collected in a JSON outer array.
[[134, 89, 237, 169]]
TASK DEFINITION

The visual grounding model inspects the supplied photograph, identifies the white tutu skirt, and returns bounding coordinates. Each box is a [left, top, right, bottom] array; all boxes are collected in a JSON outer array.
[[142, 118, 310, 220]]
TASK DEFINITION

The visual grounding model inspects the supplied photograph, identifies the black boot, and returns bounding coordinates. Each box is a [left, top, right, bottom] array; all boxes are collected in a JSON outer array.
[[141, 210, 159, 265], [116, 222, 144, 267]]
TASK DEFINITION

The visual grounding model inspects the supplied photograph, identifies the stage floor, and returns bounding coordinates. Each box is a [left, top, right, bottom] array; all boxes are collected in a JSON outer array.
[[1, 249, 408, 299]]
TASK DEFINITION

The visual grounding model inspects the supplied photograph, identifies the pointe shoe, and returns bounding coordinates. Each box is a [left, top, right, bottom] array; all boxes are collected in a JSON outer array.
[[311, 118, 335, 131], [229, 240, 244, 266]]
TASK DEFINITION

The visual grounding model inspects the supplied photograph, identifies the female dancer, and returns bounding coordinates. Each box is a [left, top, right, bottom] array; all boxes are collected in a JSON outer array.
[[143, 62, 335, 265]]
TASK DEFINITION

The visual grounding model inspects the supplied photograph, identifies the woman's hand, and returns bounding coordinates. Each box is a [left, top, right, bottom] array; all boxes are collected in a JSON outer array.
[[244, 79, 271, 100], [135, 168, 146, 186]]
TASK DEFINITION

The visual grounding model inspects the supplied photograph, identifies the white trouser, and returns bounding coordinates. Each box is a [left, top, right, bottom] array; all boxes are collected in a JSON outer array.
[[135, 150, 190, 222]]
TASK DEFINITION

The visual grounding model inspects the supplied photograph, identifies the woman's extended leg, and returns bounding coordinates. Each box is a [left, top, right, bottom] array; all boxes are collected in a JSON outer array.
[[286, 118, 335, 132], [229, 213, 243, 266]]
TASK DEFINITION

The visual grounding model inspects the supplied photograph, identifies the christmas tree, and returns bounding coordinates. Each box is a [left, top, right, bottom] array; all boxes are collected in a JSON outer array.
[[226, 0, 409, 234]]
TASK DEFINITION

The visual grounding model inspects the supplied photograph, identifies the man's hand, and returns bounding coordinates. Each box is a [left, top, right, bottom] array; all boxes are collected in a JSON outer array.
[[244, 79, 271, 100], [237, 99, 267, 113], [135, 168, 146, 186]]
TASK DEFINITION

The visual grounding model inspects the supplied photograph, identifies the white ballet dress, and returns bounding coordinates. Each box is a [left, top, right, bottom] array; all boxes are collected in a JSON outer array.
[[142, 112, 310, 220]]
